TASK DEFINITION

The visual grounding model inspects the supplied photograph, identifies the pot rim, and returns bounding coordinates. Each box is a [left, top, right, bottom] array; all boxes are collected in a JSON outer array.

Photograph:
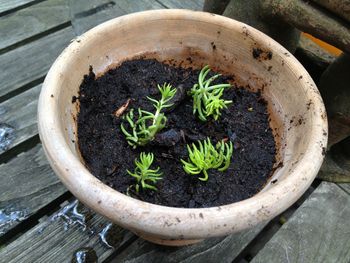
[[38, 9, 328, 239]]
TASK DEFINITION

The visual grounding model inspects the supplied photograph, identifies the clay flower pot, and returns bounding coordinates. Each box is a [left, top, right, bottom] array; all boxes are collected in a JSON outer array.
[[38, 10, 327, 246]]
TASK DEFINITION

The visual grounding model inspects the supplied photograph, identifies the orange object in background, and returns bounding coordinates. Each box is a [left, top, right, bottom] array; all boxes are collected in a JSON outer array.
[[302, 32, 342, 56]]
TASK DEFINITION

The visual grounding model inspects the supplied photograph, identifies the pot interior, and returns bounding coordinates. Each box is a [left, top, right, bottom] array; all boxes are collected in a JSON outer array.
[[54, 12, 324, 197]]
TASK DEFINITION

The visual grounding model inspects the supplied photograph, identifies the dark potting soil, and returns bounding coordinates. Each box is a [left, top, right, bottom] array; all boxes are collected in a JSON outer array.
[[77, 59, 276, 208]]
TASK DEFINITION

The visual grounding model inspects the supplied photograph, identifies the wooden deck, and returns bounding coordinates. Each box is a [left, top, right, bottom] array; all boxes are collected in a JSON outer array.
[[0, 1, 349, 262]]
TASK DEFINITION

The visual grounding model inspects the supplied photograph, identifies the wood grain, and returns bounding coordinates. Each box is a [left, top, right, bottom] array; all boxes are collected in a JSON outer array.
[[0, 0, 36, 14], [0, 201, 134, 262], [0, 84, 40, 154], [157, 0, 204, 10], [111, 223, 267, 263], [70, 0, 164, 35], [311, 0, 350, 23], [0, 0, 69, 50], [0, 27, 75, 99], [338, 183, 350, 194], [251, 182, 350, 263], [0, 144, 66, 236], [1, 1, 343, 262]]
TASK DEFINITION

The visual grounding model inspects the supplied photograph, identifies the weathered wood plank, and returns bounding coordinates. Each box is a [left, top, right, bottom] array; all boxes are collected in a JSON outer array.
[[70, 0, 165, 35], [70, 0, 204, 36], [311, 0, 350, 23], [318, 148, 350, 183], [295, 34, 336, 83], [0, 144, 66, 236], [111, 223, 267, 263], [0, 0, 36, 14], [0, 84, 40, 154], [111, 186, 315, 263], [0, 26, 75, 99], [0, 0, 69, 50], [0, 200, 134, 263], [251, 182, 350, 263], [157, 0, 204, 10], [338, 183, 350, 194]]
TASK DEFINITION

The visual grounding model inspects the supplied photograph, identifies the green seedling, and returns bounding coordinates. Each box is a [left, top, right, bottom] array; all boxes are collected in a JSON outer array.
[[181, 138, 233, 181], [127, 152, 162, 193], [190, 65, 232, 121], [121, 83, 177, 148]]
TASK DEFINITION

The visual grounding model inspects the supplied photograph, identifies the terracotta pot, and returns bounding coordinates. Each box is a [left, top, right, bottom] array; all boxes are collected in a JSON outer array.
[[38, 9, 327, 246]]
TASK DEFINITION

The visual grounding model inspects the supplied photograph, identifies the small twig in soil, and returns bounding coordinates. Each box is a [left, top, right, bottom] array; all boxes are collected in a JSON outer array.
[[180, 130, 186, 143], [114, 98, 131, 117]]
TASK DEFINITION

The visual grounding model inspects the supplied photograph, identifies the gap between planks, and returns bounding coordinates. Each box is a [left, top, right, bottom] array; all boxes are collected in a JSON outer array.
[[2, 1, 348, 262], [0, 26, 75, 100], [0, 1, 204, 261], [0, 144, 66, 238], [0, 201, 136, 263], [0, 0, 202, 157], [111, 223, 268, 263], [156, 0, 204, 10], [250, 182, 350, 263], [0, 0, 70, 52], [112, 181, 322, 263], [0, 0, 205, 156], [0, 0, 46, 16], [231, 181, 321, 262], [0, 84, 41, 156], [0, 143, 136, 262]]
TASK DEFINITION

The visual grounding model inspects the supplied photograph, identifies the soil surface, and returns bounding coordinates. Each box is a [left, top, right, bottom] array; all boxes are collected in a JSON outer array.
[[77, 59, 276, 208]]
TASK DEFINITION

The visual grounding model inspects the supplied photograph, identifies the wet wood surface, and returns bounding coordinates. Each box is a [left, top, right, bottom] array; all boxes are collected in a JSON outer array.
[[0, 0, 348, 262], [0, 145, 65, 236], [0, 200, 135, 262], [0, 85, 41, 154]]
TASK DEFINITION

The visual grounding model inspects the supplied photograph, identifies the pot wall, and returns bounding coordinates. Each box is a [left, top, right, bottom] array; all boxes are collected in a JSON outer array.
[[38, 10, 327, 245]]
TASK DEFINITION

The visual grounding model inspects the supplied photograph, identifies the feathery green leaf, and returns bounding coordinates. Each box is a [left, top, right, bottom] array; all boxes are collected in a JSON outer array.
[[127, 152, 163, 193], [120, 83, 177, 148], [181, 138, 233, 181], [190, 65, 232, 121]]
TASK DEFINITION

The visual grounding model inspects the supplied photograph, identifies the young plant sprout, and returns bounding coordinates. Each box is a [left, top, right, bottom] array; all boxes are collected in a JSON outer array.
[[181, 138, 233, 181], [190, 65, 232, 121], [121, 83, 177, 148], [127, 152, 162, 193]]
